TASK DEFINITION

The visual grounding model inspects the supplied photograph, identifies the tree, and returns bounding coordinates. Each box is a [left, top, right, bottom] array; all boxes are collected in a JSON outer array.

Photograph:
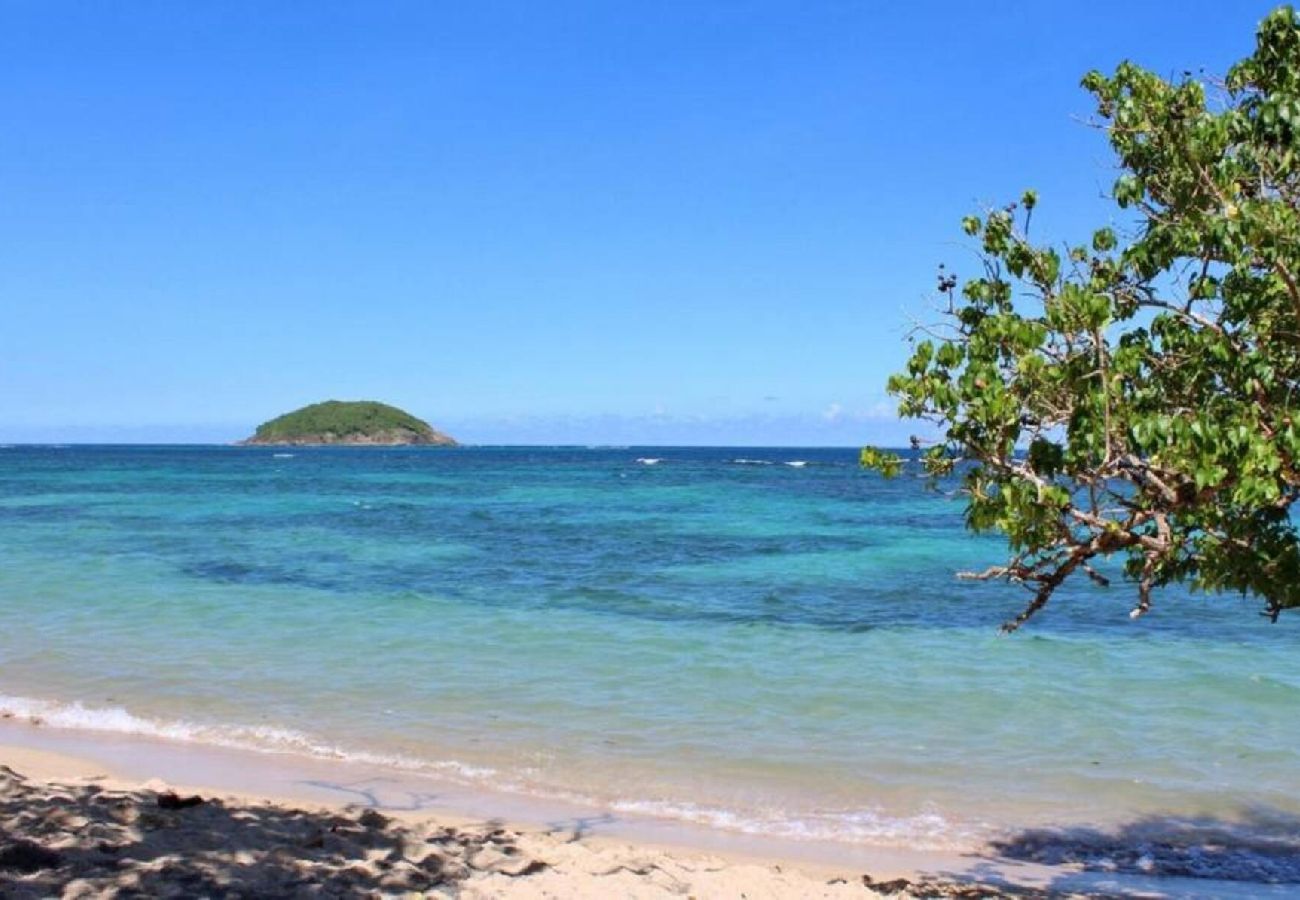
[[864, 6, 1300, 631]]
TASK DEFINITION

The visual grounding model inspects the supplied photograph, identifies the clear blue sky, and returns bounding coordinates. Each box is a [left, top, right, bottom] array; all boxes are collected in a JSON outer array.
[[0, 1, 1267, 445]]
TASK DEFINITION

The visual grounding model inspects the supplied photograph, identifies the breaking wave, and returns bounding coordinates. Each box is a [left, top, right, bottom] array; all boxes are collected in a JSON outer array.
[[0, 693, 980, 851]]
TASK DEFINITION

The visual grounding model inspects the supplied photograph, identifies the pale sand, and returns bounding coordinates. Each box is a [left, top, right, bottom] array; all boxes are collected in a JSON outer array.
[[1, 728, 1276, 898], [0, 744, 994, 899]]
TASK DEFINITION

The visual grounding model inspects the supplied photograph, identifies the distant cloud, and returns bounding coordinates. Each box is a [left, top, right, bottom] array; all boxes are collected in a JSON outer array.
[[866, 398, 896, 418], [822, 402, 844, 422]]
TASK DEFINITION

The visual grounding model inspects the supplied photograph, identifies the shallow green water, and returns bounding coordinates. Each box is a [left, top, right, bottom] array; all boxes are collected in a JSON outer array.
[[1, 445, 1298, 866]]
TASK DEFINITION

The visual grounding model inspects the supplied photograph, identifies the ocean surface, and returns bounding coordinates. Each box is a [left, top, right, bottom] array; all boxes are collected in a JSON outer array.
[[2, 445, 1299, 879]]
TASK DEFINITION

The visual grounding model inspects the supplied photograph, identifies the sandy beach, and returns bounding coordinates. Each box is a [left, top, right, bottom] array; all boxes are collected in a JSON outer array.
[[0, 740, 1018, 899], [3, 724, 1288, 899]]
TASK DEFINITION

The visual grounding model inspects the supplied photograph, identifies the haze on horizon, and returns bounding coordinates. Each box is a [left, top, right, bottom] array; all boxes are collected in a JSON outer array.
[[0, 1, 1260, 445]]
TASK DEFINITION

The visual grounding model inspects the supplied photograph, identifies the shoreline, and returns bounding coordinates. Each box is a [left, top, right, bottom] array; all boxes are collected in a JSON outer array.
[[0, 730, 965, 899], [0, 719, 1281, 898], [0, 718, 972, 880], [0, 690, 998, 855]]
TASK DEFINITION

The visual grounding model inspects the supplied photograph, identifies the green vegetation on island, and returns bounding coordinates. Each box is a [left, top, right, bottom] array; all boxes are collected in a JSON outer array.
[[866, 6, 1300, 630], [243, 401, 457, 446]]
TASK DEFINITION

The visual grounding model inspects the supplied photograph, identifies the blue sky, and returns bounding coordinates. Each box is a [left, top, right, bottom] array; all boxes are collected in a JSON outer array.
[[0, 1, 1267, 445]]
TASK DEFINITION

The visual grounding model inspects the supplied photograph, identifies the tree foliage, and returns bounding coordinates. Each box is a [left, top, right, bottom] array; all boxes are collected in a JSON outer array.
[[865, 7, 1300, 630]]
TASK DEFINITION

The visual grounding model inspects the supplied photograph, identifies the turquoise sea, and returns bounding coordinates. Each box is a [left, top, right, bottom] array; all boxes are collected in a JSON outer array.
[[2, 445, 1299, 879]]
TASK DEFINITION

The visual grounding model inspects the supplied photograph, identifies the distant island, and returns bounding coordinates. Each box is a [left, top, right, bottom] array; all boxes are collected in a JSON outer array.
[[241, 400, 458, 446]]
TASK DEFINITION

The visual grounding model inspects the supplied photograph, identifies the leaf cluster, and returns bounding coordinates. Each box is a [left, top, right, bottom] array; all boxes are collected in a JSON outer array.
[[866, 7, 1300, 630]]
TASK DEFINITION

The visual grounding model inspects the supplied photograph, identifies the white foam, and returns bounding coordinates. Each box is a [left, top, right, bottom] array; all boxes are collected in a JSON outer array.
[[272, 453, 295, 459], [731, 458, 773, 466], [0, 693, 980, 851], [785, 460, 808, 468], [609, 798, 979, 850], [635, 458, 662, 465], [0, 694, 495, 784]]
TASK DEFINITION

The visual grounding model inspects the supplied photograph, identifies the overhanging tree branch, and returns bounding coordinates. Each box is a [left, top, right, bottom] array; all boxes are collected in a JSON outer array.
[[862, 7, 1300, 629]]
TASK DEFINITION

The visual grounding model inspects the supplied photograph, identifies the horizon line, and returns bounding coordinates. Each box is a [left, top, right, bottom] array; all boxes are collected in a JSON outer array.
[[0, 441, 886, 450]]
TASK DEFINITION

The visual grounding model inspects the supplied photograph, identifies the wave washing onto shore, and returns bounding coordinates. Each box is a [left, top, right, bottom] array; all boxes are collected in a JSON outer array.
[[8, 693, 1300, 883], [607, 798, 980, 849], [0, 692, 987, 852], [0, 694, 494, 783]]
